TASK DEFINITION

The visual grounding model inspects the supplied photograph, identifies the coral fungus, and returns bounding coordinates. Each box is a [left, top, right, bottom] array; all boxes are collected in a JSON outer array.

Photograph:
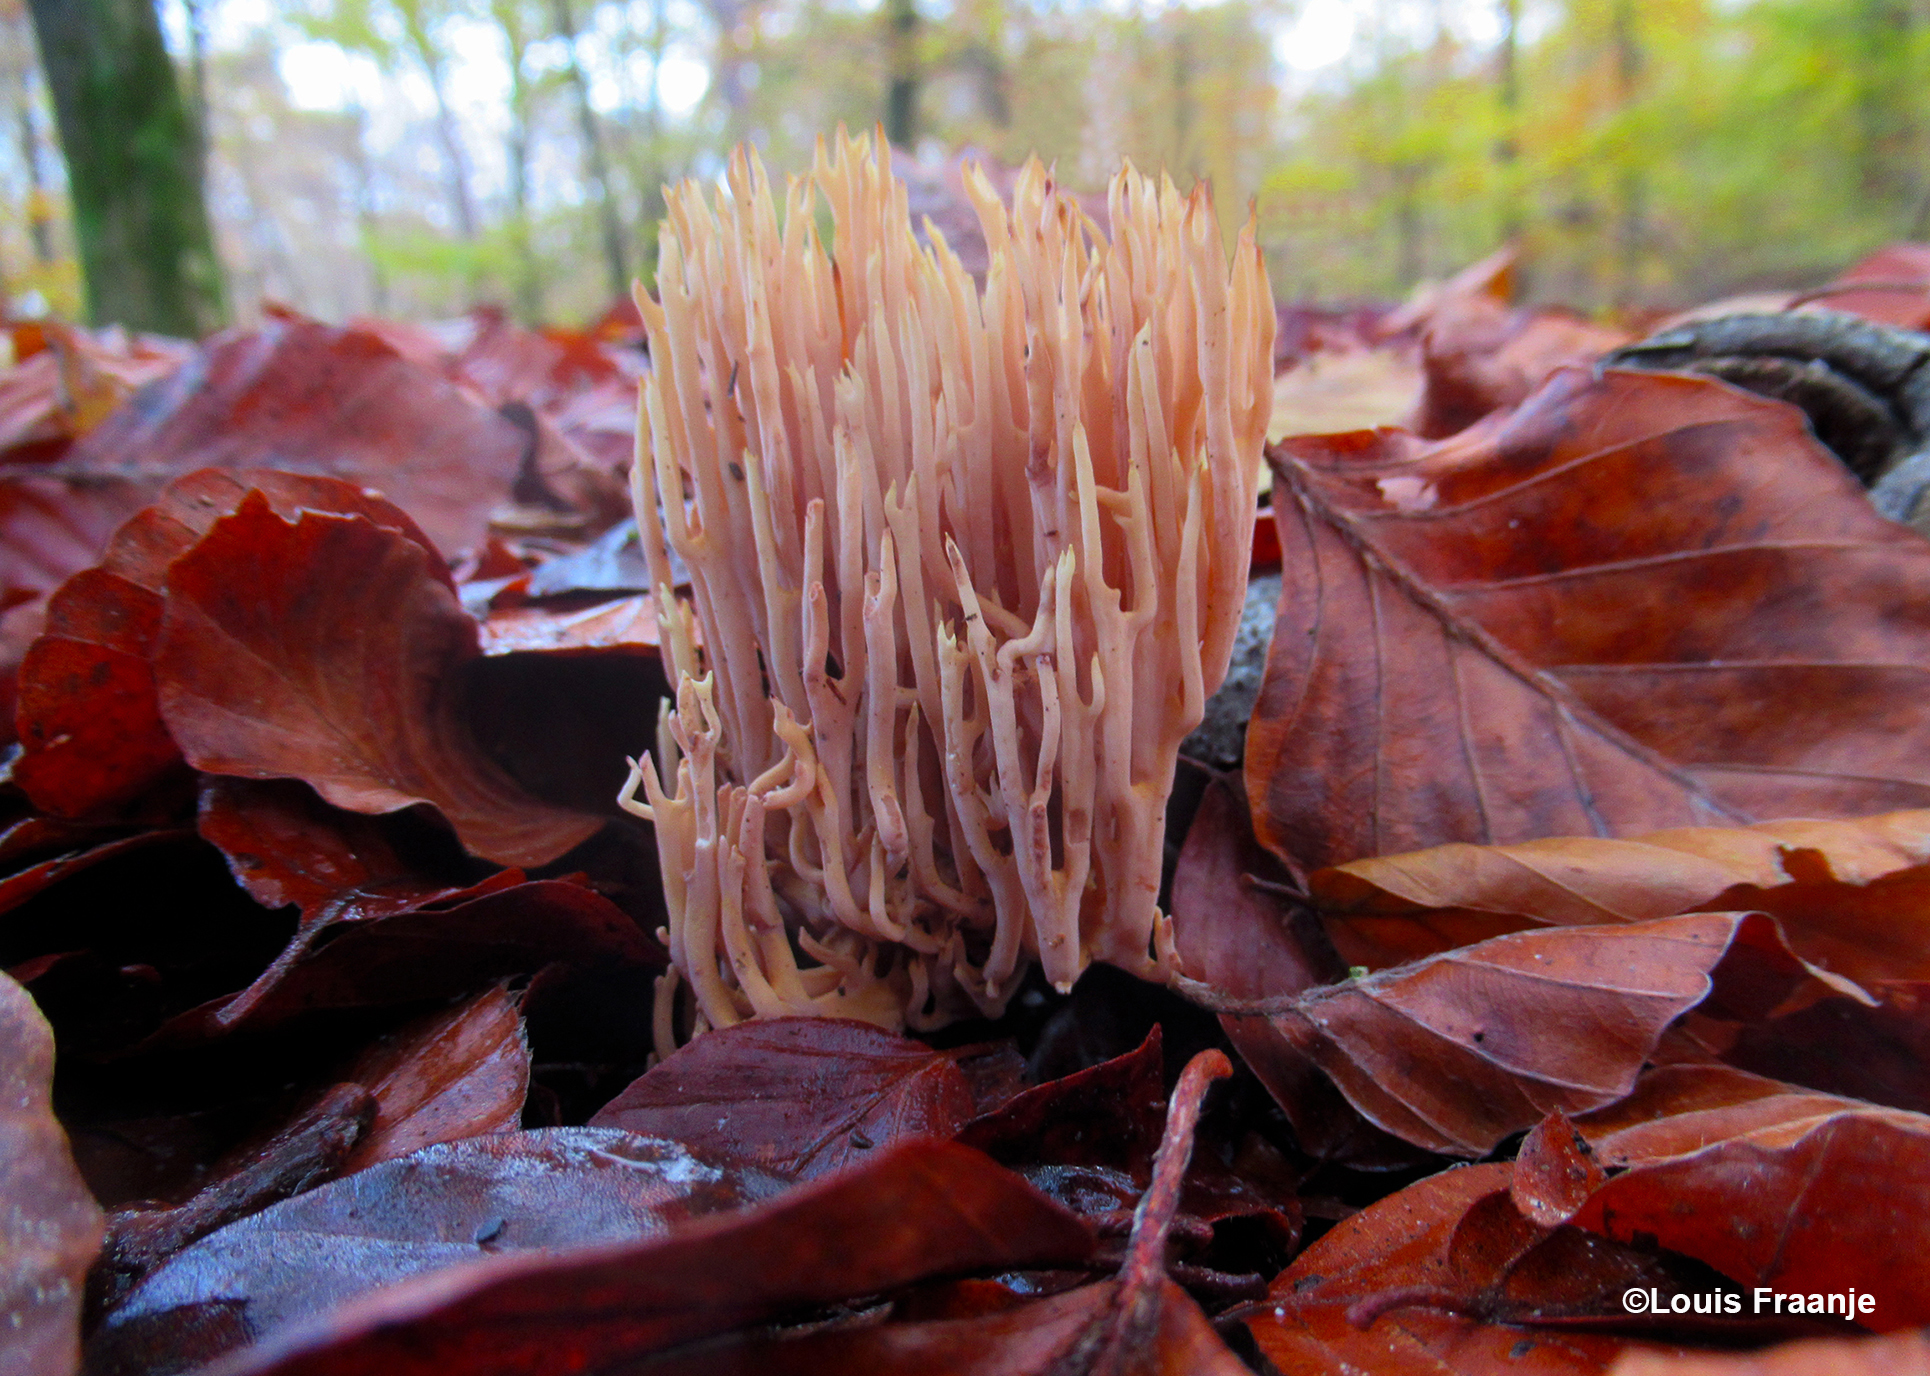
[[622, 130, 1273, 1033]]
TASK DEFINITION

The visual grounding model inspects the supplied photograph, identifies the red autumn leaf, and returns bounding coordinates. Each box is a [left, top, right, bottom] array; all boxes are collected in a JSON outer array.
[[177, 1138, 1094, 1376], [0, 475, 147, 599], [64, 315, 531, 556], [342, 983, 530, 1172], [1572, 1062, 1872, 1167], [0, 323, 188, 465], [1386, 248, 1631, 437], [195, 776, 478, 923], [1166, 776, 1413, 1167], [697, 1050, 1248, 1376], [1560, 1084, 1930, 1330], [1808, 244, 1930, 330], [1233, 911, 1856, 1156], [618, 1278, 1242, 1376], [1310, 809, 1930, 982], [152, 493, 601, 866], [1245, 1163, 1698, 1376], [590, 1017, 975, 1180], [1611, 1329, 1930, 1376], [1510, 1112, 1606, 1229], [475, 594, 659, 656], [0, 972, 105, 1376], [144, 877, 655, 1044], [1248, 367, 1930, 875], [957, 1026, 1167, 1176], [15, 469, 442, 820], [87, 1128, 790, 1376], [0, 829, 180, 921]]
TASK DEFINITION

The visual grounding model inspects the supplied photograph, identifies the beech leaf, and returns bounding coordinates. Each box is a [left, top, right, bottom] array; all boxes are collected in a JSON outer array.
[[87, 1129, 788, 1376], [187, 1138, 1094, 1376], [152, 493, 600, 867], [1312, 809, 1930, 981], [64, 315, 530, 557], [1246, 1163, 1696, 1376], [342, 983, 530, 1172], [15, 469, 444, 820], [588, 1017, 976, 1180], [1236, 910, 1856, 1156], [1250, 368, 1930, 874]]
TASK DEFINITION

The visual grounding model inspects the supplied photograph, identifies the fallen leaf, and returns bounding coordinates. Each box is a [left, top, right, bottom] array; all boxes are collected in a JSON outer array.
[[1245, 1163, 1695, 1376], [1572, 1062, 1873, 1166], [180, 1138, 1094, 1376], [1806, 244, 1930, 330], [1167, 775, 1406, 1166], [611, 1280, 1234, 1376], [0, 324, 188, 465], [342, 983, 529, 1171], [64, 315, 530, 556], [152, 493, 602, 866], [1568, 1102, 1930, 1330], [475, 594, 659, 656], [590, 1017, 974, 1180], [0, 971, 104, 1376], [1269, 350, 1423, 440], [958, 1026, 1166, 1177], [195, 777, 473, 924], [1232, 911, 1855, 1156], [1249, 367, 1930, 875], [1311, 809, 1930, 980], [87, 1128, 789, 1376], [696, 1052, 1251, 1376], [1510, 1112, 1606, 1229], [15, 468, 444, 820]]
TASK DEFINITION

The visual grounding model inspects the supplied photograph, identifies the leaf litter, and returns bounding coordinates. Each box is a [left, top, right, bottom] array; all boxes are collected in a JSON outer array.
[[5, 256, 1930, 1376]]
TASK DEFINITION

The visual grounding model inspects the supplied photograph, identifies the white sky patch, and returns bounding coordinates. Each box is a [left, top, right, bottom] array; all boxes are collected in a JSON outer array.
[[1277, 0, 1355, 71]]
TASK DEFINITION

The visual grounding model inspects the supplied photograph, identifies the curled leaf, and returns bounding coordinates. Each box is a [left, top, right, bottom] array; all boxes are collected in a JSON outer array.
[[153, 493, 600, 867]]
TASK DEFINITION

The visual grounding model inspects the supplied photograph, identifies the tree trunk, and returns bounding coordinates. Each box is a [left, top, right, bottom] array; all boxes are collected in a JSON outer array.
[[24, 0, 225, 335], [885, 0, 919, 147]]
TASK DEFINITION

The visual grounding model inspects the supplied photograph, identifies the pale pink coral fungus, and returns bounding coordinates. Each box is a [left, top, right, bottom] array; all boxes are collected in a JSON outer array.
[[621, 129, 1273, 1035]]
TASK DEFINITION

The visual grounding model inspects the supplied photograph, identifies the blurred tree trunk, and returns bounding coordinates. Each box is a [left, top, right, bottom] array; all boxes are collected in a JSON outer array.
[[885, 0, 919, 145], [551, 0, 628, 303], [25, 0, 225, 334]]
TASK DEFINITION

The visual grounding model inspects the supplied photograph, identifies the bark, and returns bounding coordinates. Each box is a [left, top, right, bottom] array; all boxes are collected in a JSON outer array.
[[24, 0, 225, 335]]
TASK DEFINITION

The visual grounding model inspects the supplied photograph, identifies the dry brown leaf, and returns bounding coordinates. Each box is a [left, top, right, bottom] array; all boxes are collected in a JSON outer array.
[[1232, 911, 1855, 1156], [1249, 367, 1930, 877], [1311, 809, 1930, 980]]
